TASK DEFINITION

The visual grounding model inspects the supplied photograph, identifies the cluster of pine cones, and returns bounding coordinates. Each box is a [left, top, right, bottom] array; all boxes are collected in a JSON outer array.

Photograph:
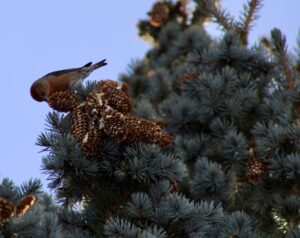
[[47, 80, 172, 157]]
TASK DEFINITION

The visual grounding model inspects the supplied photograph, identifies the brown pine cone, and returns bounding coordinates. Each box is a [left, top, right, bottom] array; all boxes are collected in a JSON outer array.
[[81, 127, 104, 157], [97, 80, 132, 114], [48, 91, 78, 112], [124, 117, 172, 147], [70, 104, 89, 142], [97, 80, 119, 91], [105, 90, 132, 114], [16, 195, 36, 216], [0, 197, 15, 224], [101, 108, 128, 142], [158, 133, 173, 147], [246, 159, 266, 183], [150, 2, 170, 27], [121, 82, 130, 96], [170, 180, 179, 194], [85, 91, 108, 121]]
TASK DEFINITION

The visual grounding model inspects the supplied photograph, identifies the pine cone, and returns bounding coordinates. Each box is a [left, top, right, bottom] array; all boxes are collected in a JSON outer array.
[[121, 82, 130, 96], [124, 129, 141, 144], [170, 180, 179, 194], [71, 104, 89, 142], [246, 159, 266, 183], [81, 127, 103, 157], [124, 117, 172, 147], [124, 117, 154, 138], [180, 72, 198, 82], [85, 91, 108, 121], [150, 2, 170, 27], [97, 80, 132, 114], [48, 91, 78, 112], [177, 0, 189, 20], [101, 108, 128, 142], [179, 72, 198, 91], [16, 195, 36, 216], [97, 80, 119, 91], [158, 132, 173, 147], [0, 197, 15, 224]]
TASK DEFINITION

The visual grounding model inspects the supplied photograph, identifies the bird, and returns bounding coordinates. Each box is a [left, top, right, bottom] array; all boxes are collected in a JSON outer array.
[[30, 59, 107, 102]]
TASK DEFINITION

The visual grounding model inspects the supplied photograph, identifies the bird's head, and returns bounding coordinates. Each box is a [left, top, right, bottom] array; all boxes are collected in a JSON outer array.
[[30, 81, 49, 102]]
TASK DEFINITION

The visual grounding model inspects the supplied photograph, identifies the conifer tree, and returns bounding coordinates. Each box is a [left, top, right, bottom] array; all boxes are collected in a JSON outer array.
[[1, 0, 300, 237], [121, 0, 300, 237]]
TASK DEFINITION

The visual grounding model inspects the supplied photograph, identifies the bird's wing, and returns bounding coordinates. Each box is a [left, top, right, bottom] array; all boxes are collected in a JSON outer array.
[[43, 68, 79, 77]]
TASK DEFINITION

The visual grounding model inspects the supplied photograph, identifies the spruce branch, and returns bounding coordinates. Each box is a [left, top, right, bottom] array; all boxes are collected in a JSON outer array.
[[210, 4, 235, 32], [262, 28, 294, 90], [45, 111, 69, 135], [196, 0, 235, 31], [36, 132, 55, 151], [237, 0, 263, 45], [275, 30, 294, 90]]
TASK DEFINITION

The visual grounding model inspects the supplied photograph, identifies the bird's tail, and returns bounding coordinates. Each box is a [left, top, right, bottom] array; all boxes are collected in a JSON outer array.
[[79, 59, 107, 80], [92, 59, 107, 70]]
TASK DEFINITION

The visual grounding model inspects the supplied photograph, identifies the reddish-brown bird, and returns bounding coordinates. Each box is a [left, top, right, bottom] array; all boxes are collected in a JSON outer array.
[[30, 59, 107, 102]]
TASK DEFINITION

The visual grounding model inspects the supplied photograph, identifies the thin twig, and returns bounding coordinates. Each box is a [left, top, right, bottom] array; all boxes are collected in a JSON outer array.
[[239, 0, 263, 45], [210, 6, 234, 31]]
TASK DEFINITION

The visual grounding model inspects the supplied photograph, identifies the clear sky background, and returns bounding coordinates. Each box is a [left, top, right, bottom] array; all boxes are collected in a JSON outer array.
[[0, 1, 299, 193]]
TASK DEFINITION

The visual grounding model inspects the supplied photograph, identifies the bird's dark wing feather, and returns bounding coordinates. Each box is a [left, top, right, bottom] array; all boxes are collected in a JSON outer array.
[[82, 62, 92, 67], [44, 68, 78, 77]]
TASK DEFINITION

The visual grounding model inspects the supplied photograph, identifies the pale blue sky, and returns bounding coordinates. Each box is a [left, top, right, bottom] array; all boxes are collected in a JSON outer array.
[[0, 1, 299, 193]]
